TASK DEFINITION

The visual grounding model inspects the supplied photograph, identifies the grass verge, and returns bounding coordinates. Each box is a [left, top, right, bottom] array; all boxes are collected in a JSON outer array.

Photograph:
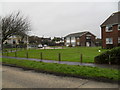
[[2, 58, 120, 82], [3, 47, 107, 63]]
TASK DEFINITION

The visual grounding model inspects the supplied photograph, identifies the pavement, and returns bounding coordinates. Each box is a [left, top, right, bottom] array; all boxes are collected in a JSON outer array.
[[2, 65, 119, 88], [1, 56, 119, 70]]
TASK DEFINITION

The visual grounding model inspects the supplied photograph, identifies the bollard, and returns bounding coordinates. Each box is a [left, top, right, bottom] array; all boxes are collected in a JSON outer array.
[[16, 48, 17, 52], [58, 53, 61, 62], [7, 50, 8, 56], [15, 51, 17, 57], [11, 49, 12, 52], [108, 55, 111, 65], [40, 52, 43, 60], [26, 51, 28, 58], [80, 54, 82, 63], [2, 50, 3, 56]]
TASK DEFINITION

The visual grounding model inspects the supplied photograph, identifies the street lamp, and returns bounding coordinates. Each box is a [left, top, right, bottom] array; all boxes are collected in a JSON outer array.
[[27, 35, 28, 50], [26, 31, 30, 50]]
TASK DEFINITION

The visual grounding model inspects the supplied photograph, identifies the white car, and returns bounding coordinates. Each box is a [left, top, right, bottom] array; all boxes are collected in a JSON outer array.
[[66, 44, 69, 47], [43, 44, 47, 47], [38, 44, 43, 48]]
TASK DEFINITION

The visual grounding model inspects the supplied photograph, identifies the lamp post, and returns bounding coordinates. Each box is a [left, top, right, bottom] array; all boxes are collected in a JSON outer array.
[[26, 31, 30, 50], [27, 35, 28, 50]]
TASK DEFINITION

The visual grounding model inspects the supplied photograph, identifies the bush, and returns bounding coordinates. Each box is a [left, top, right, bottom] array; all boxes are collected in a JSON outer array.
[[3, 44, 13, 48], [94, 47, 120, 65]]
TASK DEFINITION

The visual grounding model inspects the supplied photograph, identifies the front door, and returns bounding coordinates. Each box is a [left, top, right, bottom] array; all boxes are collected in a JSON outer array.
[[86, 42, 90, 47]]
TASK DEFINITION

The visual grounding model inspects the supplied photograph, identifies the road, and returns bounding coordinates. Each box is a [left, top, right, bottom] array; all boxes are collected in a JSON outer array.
[[2, 65, 119, 88]]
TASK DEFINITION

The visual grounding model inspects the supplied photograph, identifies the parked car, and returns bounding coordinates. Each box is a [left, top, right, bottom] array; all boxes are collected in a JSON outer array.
[[38, 44, 43, 48], [43, 44, 47, 47]]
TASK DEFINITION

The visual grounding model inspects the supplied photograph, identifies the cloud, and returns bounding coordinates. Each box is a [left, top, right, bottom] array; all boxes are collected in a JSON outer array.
[[1, 2, 118, 38]]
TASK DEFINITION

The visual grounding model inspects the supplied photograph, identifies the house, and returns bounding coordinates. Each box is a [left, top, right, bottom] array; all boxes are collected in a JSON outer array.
[[28, 36, 41, 44], [3, 35, 27, 45], [64, 31, 96, 47], [40, 37, 51, 45], [101, 11, 120, 48], [95, 38, 102, 47], [52, 37, 64, 46]]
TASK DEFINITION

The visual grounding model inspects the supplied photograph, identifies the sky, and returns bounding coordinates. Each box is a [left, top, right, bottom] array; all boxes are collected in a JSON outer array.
[[0, 0, 119, 38]]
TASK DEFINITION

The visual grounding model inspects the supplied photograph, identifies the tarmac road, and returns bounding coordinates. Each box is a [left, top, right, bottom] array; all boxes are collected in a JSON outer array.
[[2, 65, 119, 88]]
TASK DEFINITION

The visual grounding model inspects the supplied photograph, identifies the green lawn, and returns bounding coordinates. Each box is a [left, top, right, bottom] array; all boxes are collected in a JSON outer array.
[[3, 47, 107, 63], [2, 58, 120, 81]]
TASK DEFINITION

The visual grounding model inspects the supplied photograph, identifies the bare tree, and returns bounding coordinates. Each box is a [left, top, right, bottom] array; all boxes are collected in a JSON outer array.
[[2, 12, 30, 43], [0, 16, 2, 49]]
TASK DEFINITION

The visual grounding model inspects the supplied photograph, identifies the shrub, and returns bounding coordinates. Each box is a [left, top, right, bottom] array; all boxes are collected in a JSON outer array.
[[94, 47, 120, 65], [3, 44, 13, 48]]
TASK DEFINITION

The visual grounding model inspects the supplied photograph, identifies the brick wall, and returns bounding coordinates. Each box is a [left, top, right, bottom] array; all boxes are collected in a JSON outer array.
[[102, 24, 120, 48]]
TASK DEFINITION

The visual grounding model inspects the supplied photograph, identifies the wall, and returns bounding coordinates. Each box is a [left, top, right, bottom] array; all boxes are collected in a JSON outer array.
[[102, 24, 120, 48]]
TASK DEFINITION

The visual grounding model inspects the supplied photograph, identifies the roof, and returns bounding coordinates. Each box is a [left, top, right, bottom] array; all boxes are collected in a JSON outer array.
[[101, 11, 120, 27], [64, 31, 96, 38]]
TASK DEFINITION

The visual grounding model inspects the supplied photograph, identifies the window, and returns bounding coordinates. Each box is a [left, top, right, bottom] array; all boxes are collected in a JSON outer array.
[[77, 37, 79, 40], [118, 37, 120, 43], [72, 44, 75, 47], [106, 38, 113, 44], [66, 44, 69, 47], [118, 24, 120, 30], [71, 37, 75, 42], [66, 37, 70, 43], [13, 39, 16, 44], [77, 42, 80, 45], [86, 36, 91, 39], [106, 25, 112, 32], [86, 34, 91, 36]]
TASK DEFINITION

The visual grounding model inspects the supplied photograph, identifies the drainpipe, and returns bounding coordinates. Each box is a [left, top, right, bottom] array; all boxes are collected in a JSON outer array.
[[70, 37, 71, 46]]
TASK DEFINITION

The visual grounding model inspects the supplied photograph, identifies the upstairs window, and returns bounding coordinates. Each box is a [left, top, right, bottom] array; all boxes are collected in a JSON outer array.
[[86, 34, 91, 36], [118, 24, 120, 30], [106, 38, 113, 44], [66, 37, 70, 43], [86, 36, 91, 39], [71, 37, 75, 43], [106, 25, 112, 32]]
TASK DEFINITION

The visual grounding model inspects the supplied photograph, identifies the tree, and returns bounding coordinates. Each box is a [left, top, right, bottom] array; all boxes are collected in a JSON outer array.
[[52, 37, 63, 42], [29, 36, 41, 44], [2, 12, 30, 43], [0, 16, 2, 48]]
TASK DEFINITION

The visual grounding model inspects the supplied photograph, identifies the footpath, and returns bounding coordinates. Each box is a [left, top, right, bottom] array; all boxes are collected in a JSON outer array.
[[1, 56, 119, 70]]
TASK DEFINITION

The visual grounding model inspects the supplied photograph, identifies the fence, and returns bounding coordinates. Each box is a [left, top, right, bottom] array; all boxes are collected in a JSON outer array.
[[2, 48, 87, 63], [2, 47, 120, 65]]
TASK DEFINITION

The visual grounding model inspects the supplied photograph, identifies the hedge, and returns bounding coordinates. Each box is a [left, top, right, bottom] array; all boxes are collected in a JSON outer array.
[[94, 47, 120, 65]]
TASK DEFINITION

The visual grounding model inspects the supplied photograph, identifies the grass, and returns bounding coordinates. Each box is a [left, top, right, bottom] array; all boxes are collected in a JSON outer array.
[[0, 58, 2, 62], [2, 58, 120, 81], [3, 47, 107, 63]]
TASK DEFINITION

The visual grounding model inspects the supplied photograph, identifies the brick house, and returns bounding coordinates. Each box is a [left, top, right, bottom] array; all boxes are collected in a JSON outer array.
[[64, 31, 96, 47], [95, 38, 102, 47], [101, 11, 120, 48]]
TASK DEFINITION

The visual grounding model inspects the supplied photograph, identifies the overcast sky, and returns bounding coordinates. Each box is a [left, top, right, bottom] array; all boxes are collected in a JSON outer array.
[[1, 1, 119, 38]]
